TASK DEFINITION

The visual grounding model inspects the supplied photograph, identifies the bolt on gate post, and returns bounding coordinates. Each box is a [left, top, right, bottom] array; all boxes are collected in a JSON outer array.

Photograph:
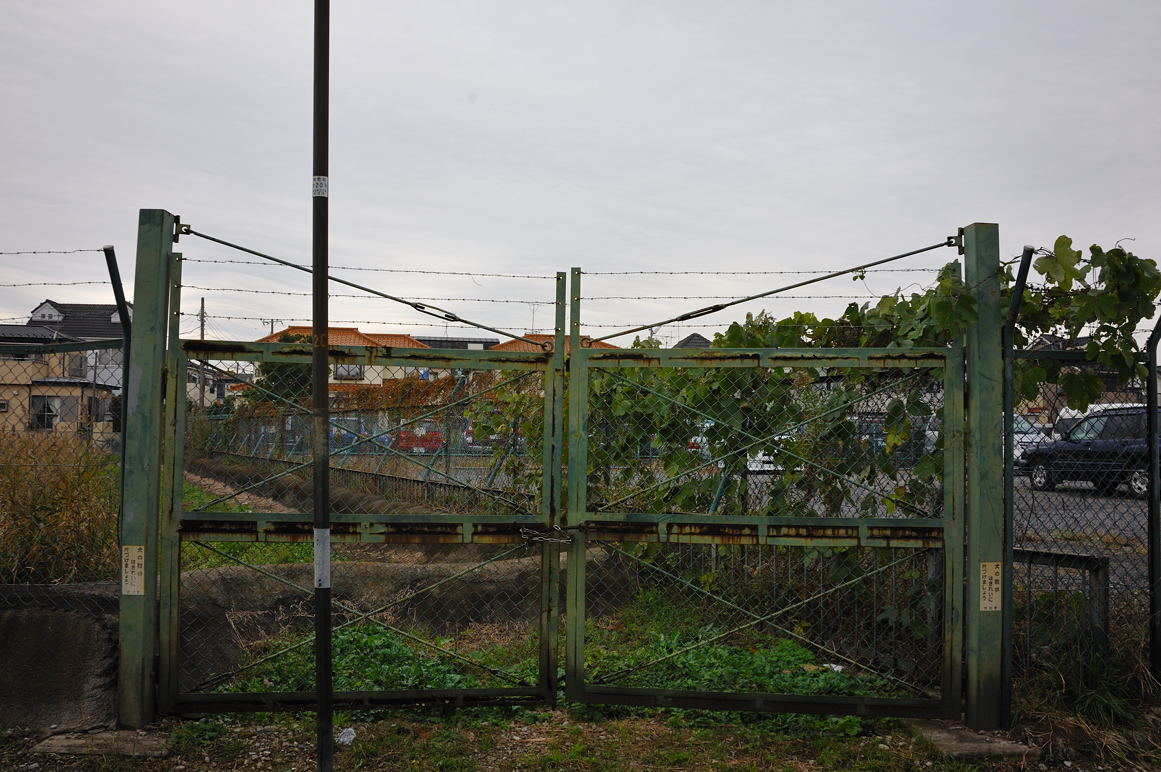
[[119, 209, 180, 728], [963, 222, 1005, 729]]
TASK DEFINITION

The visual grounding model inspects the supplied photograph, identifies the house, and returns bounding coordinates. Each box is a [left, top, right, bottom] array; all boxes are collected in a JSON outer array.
[[256, 326, 431, 397], [412, 336, 499, 351], [25, 299, 129, 392], [0, 324, 117, 434], [1022, 334, 1146, 422], [489, 334, 618, 352], [672, 333, 712, 349]]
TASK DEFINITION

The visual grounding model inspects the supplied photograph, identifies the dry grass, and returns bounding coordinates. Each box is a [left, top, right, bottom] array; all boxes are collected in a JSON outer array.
[[0, 430, 119, 583]]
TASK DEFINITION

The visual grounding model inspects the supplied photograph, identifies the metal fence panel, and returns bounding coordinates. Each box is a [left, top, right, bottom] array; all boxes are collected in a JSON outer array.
[[164, 341, 562, 712], [565, 346, 963, 717], [1008, 352, 1151, 705]]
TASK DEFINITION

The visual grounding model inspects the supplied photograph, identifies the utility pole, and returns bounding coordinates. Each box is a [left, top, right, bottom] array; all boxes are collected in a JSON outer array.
[[198, 298, 206, 409], [311, 1, 333, 769]]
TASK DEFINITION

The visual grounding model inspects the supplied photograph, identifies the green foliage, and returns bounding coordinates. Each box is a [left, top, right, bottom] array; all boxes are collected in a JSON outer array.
[[169, 719, 227, 753], [248, 333, 312, 405], [224, 624, 533, 695]]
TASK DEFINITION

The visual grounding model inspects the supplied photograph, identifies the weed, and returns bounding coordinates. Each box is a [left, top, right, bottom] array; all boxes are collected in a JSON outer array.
[[169, 719, 228, 753], [0, 431, 119, 582]]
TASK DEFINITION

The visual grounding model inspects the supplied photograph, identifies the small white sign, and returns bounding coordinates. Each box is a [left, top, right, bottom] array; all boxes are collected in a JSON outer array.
[[122, 545, 145, 596], [314, 528, 331, 589], [979, 561, 1002, 612], [312, 176, 329, 198]]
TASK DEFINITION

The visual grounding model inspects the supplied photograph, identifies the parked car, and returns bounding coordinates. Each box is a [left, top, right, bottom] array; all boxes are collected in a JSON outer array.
[[394, 419, 444, 454], [329, 416, 392, 454], [1011, 414, 1051, 467], [1052, 402, 1143, 440], [1022, 406, 1155, 497]]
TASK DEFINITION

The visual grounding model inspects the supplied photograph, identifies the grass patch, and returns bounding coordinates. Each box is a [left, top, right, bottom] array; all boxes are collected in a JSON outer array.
[[0, 431, 120, 582], [180, 480, 313, 569]]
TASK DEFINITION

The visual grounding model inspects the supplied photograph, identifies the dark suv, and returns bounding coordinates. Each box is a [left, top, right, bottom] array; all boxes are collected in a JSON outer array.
[[1023, 406, 1154, 498]]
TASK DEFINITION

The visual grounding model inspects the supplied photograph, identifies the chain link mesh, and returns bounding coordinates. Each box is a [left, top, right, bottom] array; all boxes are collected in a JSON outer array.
[[0, 343, 125, 697], [1010, 355, 1152, 700], [176, 350, 548, 698]]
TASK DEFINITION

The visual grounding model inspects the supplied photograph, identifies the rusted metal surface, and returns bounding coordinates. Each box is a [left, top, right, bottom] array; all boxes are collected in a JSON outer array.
[[575, 520, 943, 548]]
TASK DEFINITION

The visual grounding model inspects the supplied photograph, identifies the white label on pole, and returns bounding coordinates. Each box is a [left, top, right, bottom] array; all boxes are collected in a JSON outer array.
[[121, 545, 145, 595], [979, 561, 1002, 611], [312, 176, 329, 198], [314, 528, 331, 589]]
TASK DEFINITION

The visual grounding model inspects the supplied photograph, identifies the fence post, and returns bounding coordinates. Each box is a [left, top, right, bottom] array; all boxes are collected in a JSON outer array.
[[1147, 318, 1161, 684], [963, 222, 1005, 729], [118, 209, 176, 728]]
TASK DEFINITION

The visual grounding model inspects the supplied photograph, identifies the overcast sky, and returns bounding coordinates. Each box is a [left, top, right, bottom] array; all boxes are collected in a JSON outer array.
[[2, 2, 1158, 346]]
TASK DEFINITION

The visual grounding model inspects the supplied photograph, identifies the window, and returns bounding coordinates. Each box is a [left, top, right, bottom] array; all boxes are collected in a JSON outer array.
[[0, 400, 7, 413], [1070, 416, 1106, 442], [31, 396, 57, 429], [67, 353, 86, 378], [333, 363, 364, 381], [1102, 413, 1144, 441]]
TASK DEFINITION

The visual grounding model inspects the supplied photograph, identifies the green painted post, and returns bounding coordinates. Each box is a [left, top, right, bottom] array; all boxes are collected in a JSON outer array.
[[539, 272, 567, 703], [963, 223, 1005, 729], [157, 251, 185, 713], [119, 209, 176, 728], [565, 267, 587, 702]]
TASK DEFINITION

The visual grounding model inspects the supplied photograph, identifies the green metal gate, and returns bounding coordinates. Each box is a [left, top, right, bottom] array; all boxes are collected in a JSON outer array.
[[157, 276, 567, 714], [120, 211, 1004, 727], [563, 272, 965, 718]]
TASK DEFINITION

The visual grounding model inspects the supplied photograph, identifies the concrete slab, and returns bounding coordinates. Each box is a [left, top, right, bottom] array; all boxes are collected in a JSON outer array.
[[0, 607, 117, 730], [33, 730, 170, 758], [907, 719, 1040, 762]]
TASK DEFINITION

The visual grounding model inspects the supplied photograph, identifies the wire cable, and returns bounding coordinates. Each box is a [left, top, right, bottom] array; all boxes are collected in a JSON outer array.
[[184, 228, 551, 349], [591, 237, 957, 343]]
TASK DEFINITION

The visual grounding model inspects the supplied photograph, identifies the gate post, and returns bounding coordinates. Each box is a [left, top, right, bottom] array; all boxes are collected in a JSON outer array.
[[963, 222, 1005, 729], [118, 209, 177, 728]]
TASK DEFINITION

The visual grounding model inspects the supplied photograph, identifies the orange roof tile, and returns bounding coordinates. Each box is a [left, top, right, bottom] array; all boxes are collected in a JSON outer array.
[[490, 334, 617, 352], [259, 326, 429, 348], [364, 333, 430, 349]]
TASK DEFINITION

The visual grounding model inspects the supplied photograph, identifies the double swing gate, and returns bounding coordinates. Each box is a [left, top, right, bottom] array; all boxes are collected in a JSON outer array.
[[122, 215, 1002, 725]]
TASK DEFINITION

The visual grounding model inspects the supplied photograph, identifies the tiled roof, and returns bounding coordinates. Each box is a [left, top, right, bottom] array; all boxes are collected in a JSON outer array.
[[490, 334, 617, 352], [672, 333, 712, 348], [27, 300, 128, 341], [259, 326, 430, 349], [0, 324, 79, 343], [364, 333, 430, 349]]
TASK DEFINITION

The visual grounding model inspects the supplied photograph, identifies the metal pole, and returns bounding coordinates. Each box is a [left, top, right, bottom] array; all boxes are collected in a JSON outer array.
[[198, 298, 206, 409], [1147, 317, 1161, 685], [311, 0, 333, 769], [1001, 246, 1034, 728]]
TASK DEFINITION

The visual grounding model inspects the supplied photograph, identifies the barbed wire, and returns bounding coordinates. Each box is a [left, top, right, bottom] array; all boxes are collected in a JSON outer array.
[[583, 267, 942, 276], [584, 294, 883, 301], [180, 284, 552, 304], [0, 249, 103, 255], [0, 281, 111, 287], [181, 257, 555, 279]]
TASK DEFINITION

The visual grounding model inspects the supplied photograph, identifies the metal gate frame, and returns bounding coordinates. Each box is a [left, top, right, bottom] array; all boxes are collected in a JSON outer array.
[[119, 212, 1006, 729], [562, 268, 966, 719]]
